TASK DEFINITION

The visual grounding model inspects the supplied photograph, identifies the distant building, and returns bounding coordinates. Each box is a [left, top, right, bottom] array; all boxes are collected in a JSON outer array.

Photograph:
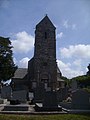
[[12, 16, 64, 92]]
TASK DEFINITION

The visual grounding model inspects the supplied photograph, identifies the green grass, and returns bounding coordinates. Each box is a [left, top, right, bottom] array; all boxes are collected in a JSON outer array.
[[0, 114, 90, 120]]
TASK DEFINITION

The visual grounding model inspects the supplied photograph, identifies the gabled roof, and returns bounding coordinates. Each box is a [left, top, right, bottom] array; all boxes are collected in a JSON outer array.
[[57, 77, 65, 82], [12, 68, 28, 79], [57, 66, 61, 74], [36, 15, 56, 29]]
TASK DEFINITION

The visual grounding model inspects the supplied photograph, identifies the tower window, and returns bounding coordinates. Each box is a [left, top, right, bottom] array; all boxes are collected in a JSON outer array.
[[45, 32, 47, 39], [43, 62, 47, 66]]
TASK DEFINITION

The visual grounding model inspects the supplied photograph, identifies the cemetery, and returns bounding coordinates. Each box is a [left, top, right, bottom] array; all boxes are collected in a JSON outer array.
[[0, 16, 90, 114]]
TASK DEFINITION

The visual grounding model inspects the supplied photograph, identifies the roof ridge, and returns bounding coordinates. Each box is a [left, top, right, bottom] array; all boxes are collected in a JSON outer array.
[[36, 15, 56, 29]]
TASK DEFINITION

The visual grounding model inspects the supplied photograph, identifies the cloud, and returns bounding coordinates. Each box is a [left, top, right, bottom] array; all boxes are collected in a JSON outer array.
[[59, 44, 90, 78], [13, 57, 17, 65], [60, 44, 90, 59], [63, 20, 69, 28], [57, 32, 63, 39], [72, 24, 77, 30], [19, 57, 29, 68], [63, 20, 77, 30], [11, 31, 34, 53], [57, 60, 84, 79], [73, 59, 82, 68]]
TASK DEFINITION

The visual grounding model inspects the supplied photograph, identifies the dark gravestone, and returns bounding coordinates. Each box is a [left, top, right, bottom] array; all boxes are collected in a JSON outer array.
[[1, 86, 12, 100], [42, 91, 62, 111], [43, 91, 58, 108], [10, 100, 20, 105], [57, 88, 68, 102], [34, 91, 62, 111], [12, 90, 27, 103], [34, 85, 45, 103], [72, 89, 90, 109]]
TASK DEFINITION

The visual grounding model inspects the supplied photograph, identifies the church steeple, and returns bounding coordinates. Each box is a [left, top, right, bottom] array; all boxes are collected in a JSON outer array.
[[36, 15, 56, 29]]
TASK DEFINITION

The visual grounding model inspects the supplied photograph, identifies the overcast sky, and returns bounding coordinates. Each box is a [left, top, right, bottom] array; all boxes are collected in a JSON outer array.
[[0, 0, 90, 79]]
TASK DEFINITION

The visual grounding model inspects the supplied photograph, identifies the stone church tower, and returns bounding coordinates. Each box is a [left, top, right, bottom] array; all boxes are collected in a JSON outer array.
[[34, 15, 57, 90], [12, 16, 63, 98], [28, 15, 61, 91]]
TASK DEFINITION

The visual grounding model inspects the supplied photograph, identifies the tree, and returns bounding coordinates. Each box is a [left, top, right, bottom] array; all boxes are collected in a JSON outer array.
[[87, 64, 90, 76], [71, 75, 90, 88], [0, 36, 17, 82], [61, 76, 70, 87]]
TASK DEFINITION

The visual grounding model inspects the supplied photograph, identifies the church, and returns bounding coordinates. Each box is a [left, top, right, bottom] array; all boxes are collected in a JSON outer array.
[[12, 15, 64, 93]]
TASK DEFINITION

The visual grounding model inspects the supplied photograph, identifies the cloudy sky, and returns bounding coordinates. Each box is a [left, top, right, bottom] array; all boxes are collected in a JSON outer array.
[[0, 0, 90, 79]]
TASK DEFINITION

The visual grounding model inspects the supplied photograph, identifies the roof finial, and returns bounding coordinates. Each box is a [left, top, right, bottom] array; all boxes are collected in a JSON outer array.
[[45, 14, 48, 16]]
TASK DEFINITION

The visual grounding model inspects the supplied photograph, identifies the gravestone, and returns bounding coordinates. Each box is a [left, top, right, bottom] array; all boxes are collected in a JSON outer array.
[[34, 91, 62, 111], [57, 88, 68, 102], [71, 80, 77, 91], [12, 90, 27, 103], [72, 89, 90, 109], [34, 85, 45, 103], [1, 86, 12, 99], [43, 91, 58, 108]]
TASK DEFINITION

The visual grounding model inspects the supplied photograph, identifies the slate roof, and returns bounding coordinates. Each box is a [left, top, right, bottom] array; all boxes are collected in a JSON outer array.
[[13, 68, 28, 79], [57, 66, 61, 74], [12, 67, 64, 82], [57, 66, 64, 82], [57, 77, 64, 82]]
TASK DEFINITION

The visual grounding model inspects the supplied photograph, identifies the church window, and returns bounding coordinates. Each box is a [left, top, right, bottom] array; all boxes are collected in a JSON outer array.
[[45, 32, 47, 39], [43, 62, 47, 66]]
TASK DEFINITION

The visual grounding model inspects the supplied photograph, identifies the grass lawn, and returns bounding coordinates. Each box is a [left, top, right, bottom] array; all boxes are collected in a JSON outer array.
[[0, 114, 90, 120]]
